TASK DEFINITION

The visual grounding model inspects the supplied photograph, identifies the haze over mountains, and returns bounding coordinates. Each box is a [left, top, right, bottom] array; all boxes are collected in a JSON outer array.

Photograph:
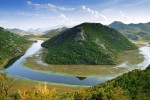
[[4, 21, 150, 42], [41, 27, 68, 38], [7, 28, 45, 35], [109, 21, 150, 40]]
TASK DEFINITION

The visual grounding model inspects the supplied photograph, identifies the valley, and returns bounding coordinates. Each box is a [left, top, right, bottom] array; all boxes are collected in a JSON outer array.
[[1, 22, 150, 97], [1, 38, 150, 99], [2, 36, 149, 86], [1, 0, 150, 99]]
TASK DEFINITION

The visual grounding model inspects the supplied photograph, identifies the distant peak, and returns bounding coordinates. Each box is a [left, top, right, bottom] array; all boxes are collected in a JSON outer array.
[[111, 21, 124, 25]]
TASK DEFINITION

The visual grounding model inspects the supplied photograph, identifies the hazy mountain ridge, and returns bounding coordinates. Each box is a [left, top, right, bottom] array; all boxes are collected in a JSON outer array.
[[109, 21, 150, 40], [7, 28, 44, 36], [41, 27, 68, 38], [7, 28, 29, 35]]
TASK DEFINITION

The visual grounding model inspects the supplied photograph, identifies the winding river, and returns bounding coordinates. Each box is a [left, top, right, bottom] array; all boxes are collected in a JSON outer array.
[[4, 40, 150, 86]]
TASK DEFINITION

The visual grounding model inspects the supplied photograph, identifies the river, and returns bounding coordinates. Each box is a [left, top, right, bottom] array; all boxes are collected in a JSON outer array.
[[4, 40, 150, 86]]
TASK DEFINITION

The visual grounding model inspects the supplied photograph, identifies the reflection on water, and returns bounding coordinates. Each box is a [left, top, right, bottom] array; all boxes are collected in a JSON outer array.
[[76, 76, 87, 80]]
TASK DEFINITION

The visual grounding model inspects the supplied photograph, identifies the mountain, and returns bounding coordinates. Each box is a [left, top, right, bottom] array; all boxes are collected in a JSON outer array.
[[27, 28, 44, 35], [27, 28, 43, 33], [7, 28, 29, 35], [109, 21, 150, 40], [42, 23, 137, 65], [7, 28, 44, 36], [0, 27, 30, 68], [41, 27, 68, 38]]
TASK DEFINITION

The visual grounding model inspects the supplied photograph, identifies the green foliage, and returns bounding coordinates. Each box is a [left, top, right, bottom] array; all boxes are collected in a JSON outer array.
[[0, 27, 29, 67], [42, 23, 137, 65], [112, 67, 150, 99], [85, 65, 150, 100], [69, 65, 150, 100]]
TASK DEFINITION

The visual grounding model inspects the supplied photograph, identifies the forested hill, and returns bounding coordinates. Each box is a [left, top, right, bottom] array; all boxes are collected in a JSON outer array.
[[72, 65, 150, 100], [0, 27, 29, 68], [42, 23, 137, 65]]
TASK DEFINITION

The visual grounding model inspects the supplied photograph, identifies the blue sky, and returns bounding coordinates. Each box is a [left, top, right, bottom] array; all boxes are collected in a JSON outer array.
[[0, 0, 150, 30]]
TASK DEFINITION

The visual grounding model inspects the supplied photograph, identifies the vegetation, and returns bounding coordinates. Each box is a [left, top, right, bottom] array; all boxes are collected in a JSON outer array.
[[84, 65, 150, 100], [109, 21, 150, 41], [42, 23, 137, 65], [0, 27, 30, 68], [1, 65, 150, 100]]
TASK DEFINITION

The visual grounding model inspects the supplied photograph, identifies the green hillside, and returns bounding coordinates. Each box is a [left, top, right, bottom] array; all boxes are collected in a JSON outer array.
[[109, 21, 150, 40], [0, 27, 30, 68], [41, 27, 68, 38], [69, 65, 150, 100], [42, 23, 137, 65]]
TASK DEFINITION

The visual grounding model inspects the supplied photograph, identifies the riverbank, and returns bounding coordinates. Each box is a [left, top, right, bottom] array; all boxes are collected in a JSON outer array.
[[4, 40, 149, 88], [2, 40, 87, 93], [6, 75, 87, 93], [24, 47, 144, 77], [0, 42, 32, 69]]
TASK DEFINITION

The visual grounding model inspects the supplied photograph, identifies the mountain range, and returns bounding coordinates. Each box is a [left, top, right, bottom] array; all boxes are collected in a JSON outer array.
[[7, 28, 44, 35], [109, 21, 150, 40], [41, 27, 68, 38]]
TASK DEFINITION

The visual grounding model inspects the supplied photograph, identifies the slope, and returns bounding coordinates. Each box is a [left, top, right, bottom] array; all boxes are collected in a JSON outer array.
[[0, 27, 30, 68], [71, 65, 150, 100], [42, 23, 137, 65]]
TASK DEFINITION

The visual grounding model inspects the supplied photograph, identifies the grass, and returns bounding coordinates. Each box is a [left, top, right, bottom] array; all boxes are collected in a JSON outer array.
[[7, 75, 87, 94], [29, 37, 49, 41], [132, 40, 150, 47], [116, 49, 143, 64]]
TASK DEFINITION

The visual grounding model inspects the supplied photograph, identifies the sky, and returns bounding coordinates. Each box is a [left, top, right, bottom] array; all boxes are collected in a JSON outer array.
[[0, 0, 150, 30]]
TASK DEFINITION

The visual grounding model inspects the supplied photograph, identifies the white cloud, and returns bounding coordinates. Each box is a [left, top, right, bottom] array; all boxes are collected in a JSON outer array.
[[17, 12, 40, 17], [59, 14, 69, 21], [82, 5, 107, 20], [119, 10, 131, 21], [26, 1, 76, 11]]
